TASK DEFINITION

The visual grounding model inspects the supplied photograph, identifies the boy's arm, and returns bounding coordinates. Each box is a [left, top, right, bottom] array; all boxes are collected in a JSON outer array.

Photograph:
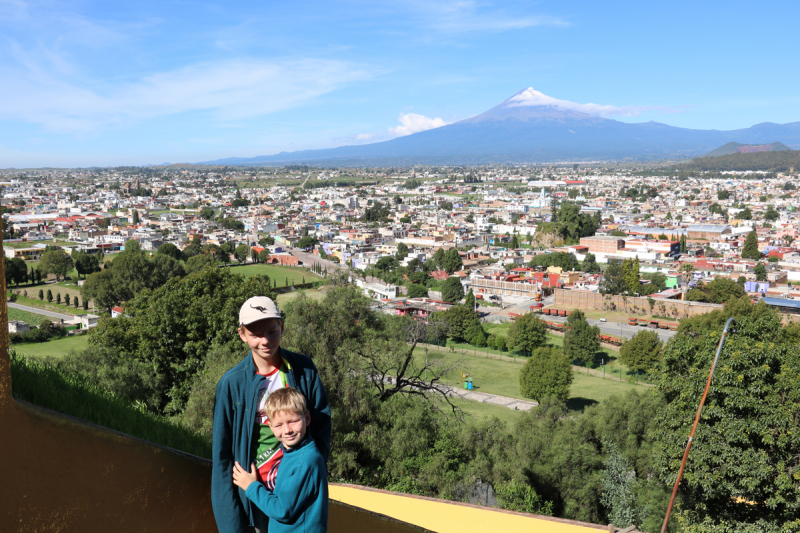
[[211, 379, 250, 533], [245, 461, 319, 523]]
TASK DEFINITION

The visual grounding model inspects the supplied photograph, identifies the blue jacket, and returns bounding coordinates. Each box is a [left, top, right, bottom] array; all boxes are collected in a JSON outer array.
[[211, 348, 332, 533], [245, 436, 328, 533]]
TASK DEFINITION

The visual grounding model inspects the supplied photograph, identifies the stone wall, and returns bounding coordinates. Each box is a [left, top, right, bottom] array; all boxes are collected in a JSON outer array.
[[553, 288, 723, 319]]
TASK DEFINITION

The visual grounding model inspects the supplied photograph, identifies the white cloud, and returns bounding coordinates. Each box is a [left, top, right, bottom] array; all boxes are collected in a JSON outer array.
[[389, 112, 449, 136], [401, 0, 568, 33], [343, 111, 450, 145], [504, 88, 682, 118], [0, 58, 373, 132]]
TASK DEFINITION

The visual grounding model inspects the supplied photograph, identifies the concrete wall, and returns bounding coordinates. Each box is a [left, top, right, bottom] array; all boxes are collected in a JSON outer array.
[[553, 288, 723, 318]]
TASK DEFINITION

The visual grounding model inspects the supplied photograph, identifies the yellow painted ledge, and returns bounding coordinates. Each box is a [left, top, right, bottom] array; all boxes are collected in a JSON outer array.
[[330, 484, 606, 533]]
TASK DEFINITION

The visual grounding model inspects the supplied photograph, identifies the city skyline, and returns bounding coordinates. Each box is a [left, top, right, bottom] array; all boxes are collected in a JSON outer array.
[[2, 0, 799, 167]]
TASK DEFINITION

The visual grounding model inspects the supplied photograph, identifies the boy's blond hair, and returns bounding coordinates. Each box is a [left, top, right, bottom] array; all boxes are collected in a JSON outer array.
[[265, 387, 308, 420]]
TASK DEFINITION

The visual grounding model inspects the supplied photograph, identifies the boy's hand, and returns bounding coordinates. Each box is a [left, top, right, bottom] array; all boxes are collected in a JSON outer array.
[[232, 461, 258, 491]]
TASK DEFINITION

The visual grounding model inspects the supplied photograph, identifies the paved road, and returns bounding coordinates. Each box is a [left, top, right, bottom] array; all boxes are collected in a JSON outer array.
[[446, 384, 538, 411], [545, 314, 677, 343], [8, 302, 74, 321]]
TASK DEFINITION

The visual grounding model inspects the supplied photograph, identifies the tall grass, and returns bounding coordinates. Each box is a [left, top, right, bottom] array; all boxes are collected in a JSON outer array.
[[9, 351, 212, 459]]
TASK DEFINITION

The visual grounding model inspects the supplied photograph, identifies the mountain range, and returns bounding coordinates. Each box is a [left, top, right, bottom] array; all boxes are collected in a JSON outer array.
[[704, 141, 792, 157], [199, 88, 800, 166]]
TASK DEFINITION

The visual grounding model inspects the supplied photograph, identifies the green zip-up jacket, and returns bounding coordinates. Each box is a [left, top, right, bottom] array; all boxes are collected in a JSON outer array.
[[211, 348, 331, 533]]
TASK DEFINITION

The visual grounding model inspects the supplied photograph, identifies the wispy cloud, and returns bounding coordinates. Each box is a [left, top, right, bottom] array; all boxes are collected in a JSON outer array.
[[341, 111, 450, 144], [400, 0, 568, 33], [504, 88, 683, 117], [0, 58, 374, 132]]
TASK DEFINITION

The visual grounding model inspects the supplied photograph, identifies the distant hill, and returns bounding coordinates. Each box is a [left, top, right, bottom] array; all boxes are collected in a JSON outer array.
[[199, 88, 800, 166], [683, 149, 800, 172], [704, 141, 791, 157]]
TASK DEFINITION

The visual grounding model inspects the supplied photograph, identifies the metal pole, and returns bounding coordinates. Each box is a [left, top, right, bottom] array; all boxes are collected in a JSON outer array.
[[660, 317, 736, 533]]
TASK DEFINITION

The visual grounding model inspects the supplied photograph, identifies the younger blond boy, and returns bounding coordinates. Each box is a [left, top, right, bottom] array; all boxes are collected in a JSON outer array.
[[232, 387, 328, 533]]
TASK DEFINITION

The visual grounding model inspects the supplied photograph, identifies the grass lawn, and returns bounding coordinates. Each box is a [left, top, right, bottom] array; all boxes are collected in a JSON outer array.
[[413, 346, 649, 410], [452, 397, 527, 426], [8, 307, 53, 325], [15, 334, 90, 359], [233, 264, 322, 286], [276, 288, 326, 306], [8, 291, 88, 315]]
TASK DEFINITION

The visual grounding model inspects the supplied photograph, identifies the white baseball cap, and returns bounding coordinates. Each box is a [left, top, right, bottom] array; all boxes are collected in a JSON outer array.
[[239, 296, 282, 326]]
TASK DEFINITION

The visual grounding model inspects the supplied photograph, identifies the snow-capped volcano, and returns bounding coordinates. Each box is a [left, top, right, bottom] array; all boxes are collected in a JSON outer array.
[[200, 88, 800, 165], [499, 88, 667, 118]]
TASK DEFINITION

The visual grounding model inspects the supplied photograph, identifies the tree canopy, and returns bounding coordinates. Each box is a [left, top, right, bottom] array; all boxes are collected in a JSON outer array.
[[440, 277, 465, 304], [87, 267, 275, 413], [619, 330, 662, 373], [519, 346, 573, 402], [38, 248, 74, 281]]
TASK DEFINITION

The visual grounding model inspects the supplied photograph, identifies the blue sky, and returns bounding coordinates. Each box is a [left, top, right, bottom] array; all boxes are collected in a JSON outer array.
[[2, 0, 799, 167]]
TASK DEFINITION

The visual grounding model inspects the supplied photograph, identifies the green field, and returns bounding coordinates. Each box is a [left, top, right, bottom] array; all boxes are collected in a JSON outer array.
[[451, 397, 527, 426], [414, 346, 648, 410], [275, 288, 326, 306], [15, 334, 90, 359], [8, 292, 88, 315], [8, 307, 52, 325], [233, 264, 322, 286]]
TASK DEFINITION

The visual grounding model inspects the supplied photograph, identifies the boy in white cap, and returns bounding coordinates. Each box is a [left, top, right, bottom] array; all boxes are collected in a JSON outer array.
[[211, 296, 331, 533]]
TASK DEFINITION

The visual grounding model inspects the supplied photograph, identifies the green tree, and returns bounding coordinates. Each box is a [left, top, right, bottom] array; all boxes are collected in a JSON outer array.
[[495, 479, 553, 516], [46, 289, 53, 302], [519, 346, 573, 402], [507, 313, 547, 355], [717, 190, 729, 200], [599, 261, 626, 296], [764, 205, 779, 221], [440, 304, 480, 342], [738, 207, 752, 220], [156, 243, 183, 261], [621, 257, 640, 295], [86, 267, 276, 413], [199, 207, 215, 220], [464, 288, 475, 310], [563, 310, 600, 365], [375, 256, 399, 273], [131, 209, 139, 225], [258, 250, 270, 264], [64, 294, 70, 306], [38, 249, 75, 282], [754, 262, 767, 281], [396, 242, 409, 261], [5, 257, 27, 286], [407, 283, 428, 299], [652, 312, 800, 530], [582, 253, 601, 274], [440, 277, 464, 304], [219, 218, 245, 231], [440, 248, 463, 274], [529, 252, 580, 272], [618, 330, 662, 373], [600, 439, 637, 529], [185, 253, 218, 275], [73, 251, 101, 280], [56, 293, 61, 304], [234, 244, 250, 264], [296, 236, 318, 249], [74, 296, 79, 308], [38, 289, 44, 301]]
